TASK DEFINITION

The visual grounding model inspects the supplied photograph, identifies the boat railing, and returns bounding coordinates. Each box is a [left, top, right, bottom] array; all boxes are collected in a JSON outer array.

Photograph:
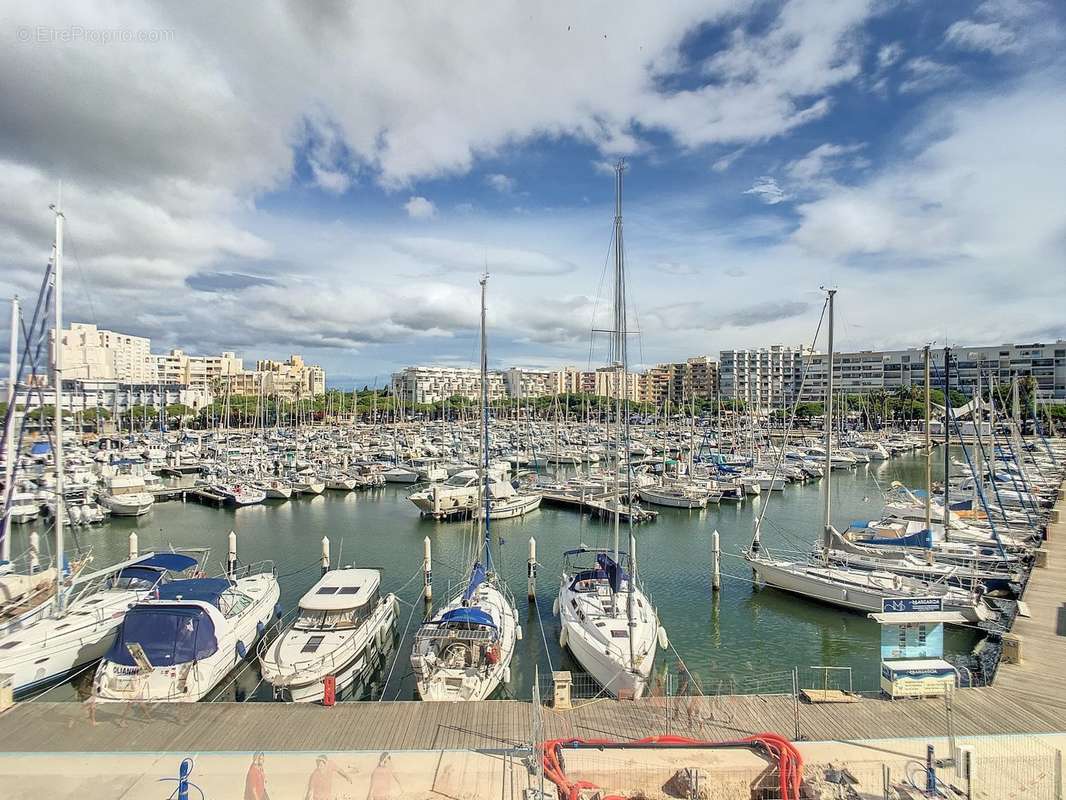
[[231, 559, 276, 579]]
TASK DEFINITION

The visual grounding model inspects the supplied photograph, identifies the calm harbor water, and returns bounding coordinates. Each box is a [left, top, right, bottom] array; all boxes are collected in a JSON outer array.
[[12, 447, 979, 701]]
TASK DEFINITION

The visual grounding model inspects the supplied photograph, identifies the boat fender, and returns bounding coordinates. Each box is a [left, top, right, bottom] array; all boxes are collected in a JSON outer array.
[[257, 621, 265, 636], [236, 640, 247, 658], [516, 625, 522, 641], [657, 625, 669, 650], [893, 575, 903, 591], [559, 626, 569, 649], [503, 667, 511, 683], [275, 603, 283, 619], [552, 597, 559, 616]]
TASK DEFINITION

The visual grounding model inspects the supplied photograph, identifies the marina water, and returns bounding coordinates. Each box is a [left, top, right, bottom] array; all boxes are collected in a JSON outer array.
[[8, 447, 978, 701]]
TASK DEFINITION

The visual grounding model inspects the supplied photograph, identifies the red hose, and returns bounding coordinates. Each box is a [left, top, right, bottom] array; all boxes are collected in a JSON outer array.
[[540, 733, 804, 800]]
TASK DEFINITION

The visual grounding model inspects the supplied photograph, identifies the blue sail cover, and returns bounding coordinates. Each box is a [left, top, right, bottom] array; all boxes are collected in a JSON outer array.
[[596, 553, 628, 594], [30, 442, 51, 455], [107, 605, 218, 667], [155, 578, 231, 608], [462, 562, 486, 604], [860, 529, 934, 549], [440, 607, 496, 628], [949, 499, 974, 511]]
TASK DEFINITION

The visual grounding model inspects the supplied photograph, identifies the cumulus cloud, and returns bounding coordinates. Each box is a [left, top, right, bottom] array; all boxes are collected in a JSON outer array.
[[877, 42, 903, 69], [485, 173, 516, 193], [404, 196, 437, 220], [744, 176, 792, 205]]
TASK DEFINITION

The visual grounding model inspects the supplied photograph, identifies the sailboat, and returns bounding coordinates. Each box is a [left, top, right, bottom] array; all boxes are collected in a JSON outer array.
[[744, 290, 995, 625], [408, 276, 520, 701], [556, 161, 666, 698]]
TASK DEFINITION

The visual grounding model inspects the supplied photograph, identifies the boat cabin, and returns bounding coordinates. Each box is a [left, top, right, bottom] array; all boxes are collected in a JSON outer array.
[[294, 568, 382, 631]]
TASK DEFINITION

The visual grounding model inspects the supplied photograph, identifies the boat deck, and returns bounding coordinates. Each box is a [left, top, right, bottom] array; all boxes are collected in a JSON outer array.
[[0, 480, 1061, 754]]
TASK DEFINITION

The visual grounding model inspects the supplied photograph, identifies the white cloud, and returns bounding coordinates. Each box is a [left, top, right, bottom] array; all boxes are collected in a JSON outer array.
[[711, 147, 747, 172], [945, 20, 1021, 54], [743, 176, 792, 205], [877, 42, 903, 69], [485, 173, 516, 193], [785, 143, 865, 183], [404, 196, 437, 220], [899, 57, 963, 94], [390, 236, 575, 276]]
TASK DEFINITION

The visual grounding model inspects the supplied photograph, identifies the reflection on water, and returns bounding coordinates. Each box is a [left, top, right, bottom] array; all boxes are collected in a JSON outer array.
[[11, 449, 979, 701]]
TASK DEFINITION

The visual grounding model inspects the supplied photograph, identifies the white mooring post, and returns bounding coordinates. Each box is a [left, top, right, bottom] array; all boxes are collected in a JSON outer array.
[[423, 536, 432, 602], [128, 531, 138, 560], [528, 536, 537, 602], [227, 530, 237, 578], [712, 529, 721, 592], [321, 536, 330, 575]]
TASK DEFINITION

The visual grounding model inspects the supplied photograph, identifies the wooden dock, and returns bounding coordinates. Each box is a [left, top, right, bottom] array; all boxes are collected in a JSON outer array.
[[539, 491, 658, 522], [0, 479, 1061, 754]]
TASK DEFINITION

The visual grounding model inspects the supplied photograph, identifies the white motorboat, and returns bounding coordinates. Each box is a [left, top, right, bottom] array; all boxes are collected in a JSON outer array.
[[293, 479, 326, 496], [259, 568, 397, 702], [99, 474, 155, 516], [260, 479, 293, 500], [0, 552, 200, 695], [93, 565, 280, 703], [8, 492, 40, 524], [383, 466, 419, 484], [637, 482, 710, 508]]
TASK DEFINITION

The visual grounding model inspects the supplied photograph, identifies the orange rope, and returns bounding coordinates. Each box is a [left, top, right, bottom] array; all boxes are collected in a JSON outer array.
[[539, 733, 804, 800]]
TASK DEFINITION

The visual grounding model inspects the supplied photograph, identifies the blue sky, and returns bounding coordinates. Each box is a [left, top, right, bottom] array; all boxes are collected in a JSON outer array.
[[1, 1, 1063, 388]]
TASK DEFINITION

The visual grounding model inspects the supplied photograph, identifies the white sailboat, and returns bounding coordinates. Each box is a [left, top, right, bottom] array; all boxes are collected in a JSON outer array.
[[556, 161, 666, 698], [744, 290, 994, 625], [409, 276, 520, 701]]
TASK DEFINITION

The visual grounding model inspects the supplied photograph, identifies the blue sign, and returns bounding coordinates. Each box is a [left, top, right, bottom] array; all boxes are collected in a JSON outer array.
[[881, 597, 943, 613]]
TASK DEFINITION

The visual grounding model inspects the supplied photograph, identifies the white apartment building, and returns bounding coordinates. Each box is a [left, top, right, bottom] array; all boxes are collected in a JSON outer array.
[[719, 345, 809, 411], [503, 368, 563, 399], [391, 366, 508, 405], [255, 355, 327, 401], [156, 349, 244, 392], [60, 323, 157, 383], [798, 341, 1066, 403]]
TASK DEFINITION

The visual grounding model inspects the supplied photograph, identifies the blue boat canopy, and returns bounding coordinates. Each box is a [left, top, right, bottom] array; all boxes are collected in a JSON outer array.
[[135, 553, 198, 572], [850, 520, 871, 529], [30, 442, 51, 455], [462, 562, 486, 604], [107, 605, 218, 667], [440, 607, 496, 628], [155, 578, 232, 608], [115, 566, 169, 585]]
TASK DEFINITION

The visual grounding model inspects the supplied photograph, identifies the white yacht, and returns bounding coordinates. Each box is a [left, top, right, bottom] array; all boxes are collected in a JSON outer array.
[[0, 552, 200, 695], [8, 491, 40, 524], [259, 568, 397, 702], [557, 548, 664, 698], [99, 474, 155, 516], [637, 482, 710, 508], [93, 566, 280, 703]]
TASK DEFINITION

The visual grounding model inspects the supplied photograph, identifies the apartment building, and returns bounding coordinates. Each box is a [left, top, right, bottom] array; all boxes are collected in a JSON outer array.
[[503, 368, 563, 399], [798, 341, 1066, 403], [256, 355, 327, 401], [60, 323, 158, 383], [156, 349, 244, 392], [640, 356, 718, 405], [391, 366, 508, 405], [719, 345, 808, 411]]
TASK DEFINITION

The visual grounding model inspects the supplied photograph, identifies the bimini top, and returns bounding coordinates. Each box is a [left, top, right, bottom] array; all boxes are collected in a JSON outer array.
[[154, 578, 233, 608], [299, 568, 381, 611], [440, 607, 496, 628], [115, 553, 199, 585]]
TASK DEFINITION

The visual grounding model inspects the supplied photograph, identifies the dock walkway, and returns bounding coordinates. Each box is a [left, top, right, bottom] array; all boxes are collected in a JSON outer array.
[[1, 482, 1062, 754]]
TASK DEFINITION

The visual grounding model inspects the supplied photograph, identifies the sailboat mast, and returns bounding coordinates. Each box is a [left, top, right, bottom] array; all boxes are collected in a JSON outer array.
[[52, 193, 66, 610], [924, 344, 932, 532], [2, 297, 19, 563], [943, 346, 951, 531], [611, 161, 625, 565], [822, 289, 835, 536], [479, 274, 491, 565]]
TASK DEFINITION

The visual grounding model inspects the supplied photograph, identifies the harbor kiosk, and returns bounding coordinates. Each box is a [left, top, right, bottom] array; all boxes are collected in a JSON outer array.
[[869, 598, 965, 699]]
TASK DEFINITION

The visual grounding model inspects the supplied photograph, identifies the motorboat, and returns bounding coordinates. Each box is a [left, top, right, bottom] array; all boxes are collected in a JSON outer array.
[[93, 564, 280, 703], [99, 474, 155, 516], [259, 568, 397, 702]]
